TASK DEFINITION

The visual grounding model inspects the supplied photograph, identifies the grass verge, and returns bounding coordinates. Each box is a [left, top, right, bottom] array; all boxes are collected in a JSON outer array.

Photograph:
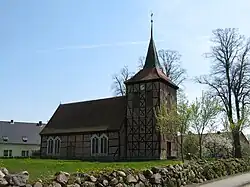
[[0, 158, 181, 182]]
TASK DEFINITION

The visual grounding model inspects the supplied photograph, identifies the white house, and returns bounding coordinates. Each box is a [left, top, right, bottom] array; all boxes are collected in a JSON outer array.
[[0, 120, 45, 157]]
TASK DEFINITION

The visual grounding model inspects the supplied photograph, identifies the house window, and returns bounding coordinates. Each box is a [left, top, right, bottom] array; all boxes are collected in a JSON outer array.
[[3, 150, 12, 157], [3, 150, 8, 157], [100, 134, 108, 155], [9, 150, 12, 157], [2, 136, 8, 142], [54, 137, 61, 155], [47, 137, 54, 155], [21, 150, 29, 157], [91, 135, 99, 155]]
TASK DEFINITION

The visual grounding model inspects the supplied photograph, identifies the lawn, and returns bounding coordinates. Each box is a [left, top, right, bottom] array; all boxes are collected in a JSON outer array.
[[0, 158, 181, 182]]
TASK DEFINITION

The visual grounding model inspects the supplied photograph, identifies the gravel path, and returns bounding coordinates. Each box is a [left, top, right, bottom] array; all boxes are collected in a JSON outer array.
[[198, 172, 250, 187]]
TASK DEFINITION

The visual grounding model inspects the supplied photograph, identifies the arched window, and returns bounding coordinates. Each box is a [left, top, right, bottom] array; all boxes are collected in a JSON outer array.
[[100, 134, 108, 155], [91, 135, 99, 156], [47, 137, 54, 155], [54, 137, 61, 155]]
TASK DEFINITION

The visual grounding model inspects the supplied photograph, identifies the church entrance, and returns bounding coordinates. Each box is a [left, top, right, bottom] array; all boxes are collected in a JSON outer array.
[[167, 141, 171, 157]]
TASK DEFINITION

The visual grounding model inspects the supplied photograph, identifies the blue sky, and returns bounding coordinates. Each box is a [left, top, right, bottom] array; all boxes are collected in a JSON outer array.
[[1, 0, 250, 125]]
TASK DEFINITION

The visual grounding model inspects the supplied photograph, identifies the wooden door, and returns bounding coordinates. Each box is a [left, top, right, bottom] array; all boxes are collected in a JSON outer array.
[[167, 141, 171, 157]]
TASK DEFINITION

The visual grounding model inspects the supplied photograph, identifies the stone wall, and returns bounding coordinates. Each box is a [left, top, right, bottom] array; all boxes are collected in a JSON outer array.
[[0, 158, 249, 187]]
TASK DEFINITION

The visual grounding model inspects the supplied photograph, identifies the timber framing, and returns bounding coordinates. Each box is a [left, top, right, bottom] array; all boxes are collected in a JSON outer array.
[[39, 17, 178, 161]]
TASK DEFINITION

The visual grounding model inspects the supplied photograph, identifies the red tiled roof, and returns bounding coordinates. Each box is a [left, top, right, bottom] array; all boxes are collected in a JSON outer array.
[[40, 96, 126, 135], [125, 67, 178, 89]]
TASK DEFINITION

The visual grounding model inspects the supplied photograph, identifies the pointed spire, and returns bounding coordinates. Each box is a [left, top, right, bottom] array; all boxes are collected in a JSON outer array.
[[124, 13, 178, 89], [143, 13, 162, 69]]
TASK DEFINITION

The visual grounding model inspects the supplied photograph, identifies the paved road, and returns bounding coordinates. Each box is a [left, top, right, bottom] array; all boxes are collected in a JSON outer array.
[[199, 172, 250, 187]]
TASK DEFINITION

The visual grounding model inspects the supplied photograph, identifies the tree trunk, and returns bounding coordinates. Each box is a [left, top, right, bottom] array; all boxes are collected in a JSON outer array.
[[180, 134, 184, 162], [232, 130, 242, 158], [199, 136, 202, 159]]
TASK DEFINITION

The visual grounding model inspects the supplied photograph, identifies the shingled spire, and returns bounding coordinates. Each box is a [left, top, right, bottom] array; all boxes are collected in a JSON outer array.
[[143, 13, 162, 69], [124, 14, 178, 89]]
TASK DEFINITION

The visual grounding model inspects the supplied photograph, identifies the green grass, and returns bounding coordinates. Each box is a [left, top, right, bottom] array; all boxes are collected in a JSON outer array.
[[0, 158, 181, 182]]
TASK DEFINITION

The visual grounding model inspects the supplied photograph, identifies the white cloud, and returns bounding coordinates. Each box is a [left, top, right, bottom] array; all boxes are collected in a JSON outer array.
[[36, 40, 165, 53]]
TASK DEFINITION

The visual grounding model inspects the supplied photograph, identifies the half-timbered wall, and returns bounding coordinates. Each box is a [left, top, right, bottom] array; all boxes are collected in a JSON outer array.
[[159, 82, 178, 158], [126, 81, 161, 160], [119, 120, 126, 160], [125, 81, 178, 160], [40, 131, 120, 161]]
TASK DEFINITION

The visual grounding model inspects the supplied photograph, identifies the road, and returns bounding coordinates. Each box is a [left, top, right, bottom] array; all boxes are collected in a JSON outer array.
[[198, 172, 250, 187]]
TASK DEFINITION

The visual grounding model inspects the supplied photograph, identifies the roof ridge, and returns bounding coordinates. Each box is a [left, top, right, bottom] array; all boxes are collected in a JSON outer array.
[[62, 96, 125, 106], [0, 121, 43, 124]]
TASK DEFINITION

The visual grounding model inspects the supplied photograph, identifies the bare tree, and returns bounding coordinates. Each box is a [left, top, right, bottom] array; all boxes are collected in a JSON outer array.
[[112, 49, 186, 96], [190, 92, 221, 158], [111, 66, 133, 96], [137, 56, 145, 70], [196, 28, 250, 158], [158, 50, 186, 86]]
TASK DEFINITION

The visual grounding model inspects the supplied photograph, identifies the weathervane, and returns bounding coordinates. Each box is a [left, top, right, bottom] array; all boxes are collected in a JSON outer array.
[[150, 12, 154, 37], [151, 12, 153, 23]]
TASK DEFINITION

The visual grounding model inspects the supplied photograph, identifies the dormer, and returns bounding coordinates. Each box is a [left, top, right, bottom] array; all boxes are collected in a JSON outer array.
[[2, 136, 8, 142], [22, 136, 28, 142]]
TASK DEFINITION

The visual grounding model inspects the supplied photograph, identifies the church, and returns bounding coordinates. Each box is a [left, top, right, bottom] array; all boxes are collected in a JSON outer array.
[[40, 18, 179, 161]]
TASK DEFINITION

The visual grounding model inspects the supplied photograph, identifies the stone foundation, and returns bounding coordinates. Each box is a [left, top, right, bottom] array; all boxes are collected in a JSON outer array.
[[0, 158, 249, 187]]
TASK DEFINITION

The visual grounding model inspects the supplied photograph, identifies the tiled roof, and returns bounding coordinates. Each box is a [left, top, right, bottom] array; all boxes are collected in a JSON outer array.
[[0, 121, 45, 145], [40, 96, 126, 135], [125, 67, 178, 89]]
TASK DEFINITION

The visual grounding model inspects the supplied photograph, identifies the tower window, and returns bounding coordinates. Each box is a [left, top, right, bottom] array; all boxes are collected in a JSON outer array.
[[140, 84, 145, 91]]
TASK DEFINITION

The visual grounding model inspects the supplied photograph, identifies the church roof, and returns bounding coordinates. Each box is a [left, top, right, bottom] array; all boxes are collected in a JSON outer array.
[[40, 96, 126, 135], [41, 16, 178, 136], [125, 17, 178, 89], [143, 22, 162, 69], [125, 67, 178, 89]]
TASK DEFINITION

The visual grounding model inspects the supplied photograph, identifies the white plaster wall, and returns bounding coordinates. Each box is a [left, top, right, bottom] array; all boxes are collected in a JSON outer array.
[[0, 143, 40, 157]]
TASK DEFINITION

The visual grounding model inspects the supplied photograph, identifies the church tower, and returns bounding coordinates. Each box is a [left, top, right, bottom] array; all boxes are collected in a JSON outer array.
[[124, 15, 179, 160]]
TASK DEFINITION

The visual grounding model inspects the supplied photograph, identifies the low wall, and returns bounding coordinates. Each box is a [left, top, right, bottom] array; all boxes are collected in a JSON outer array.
[[0, 158, 249, 187]]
